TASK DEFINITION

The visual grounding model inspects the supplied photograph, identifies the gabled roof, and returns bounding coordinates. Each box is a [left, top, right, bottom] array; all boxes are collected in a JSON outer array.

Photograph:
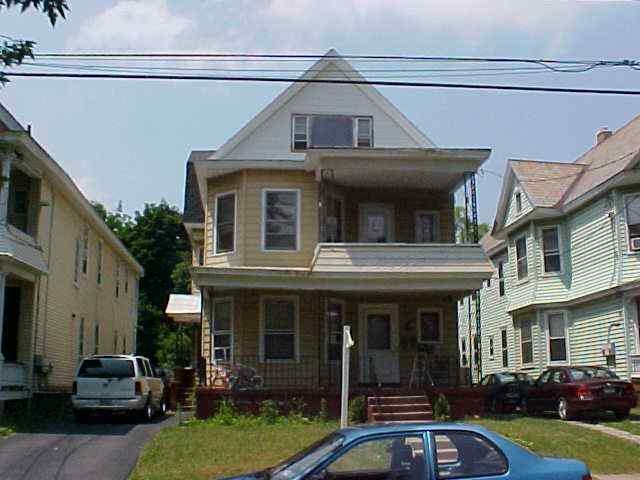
[[510, 159, 584, 208], [212, 49, 434, 160]]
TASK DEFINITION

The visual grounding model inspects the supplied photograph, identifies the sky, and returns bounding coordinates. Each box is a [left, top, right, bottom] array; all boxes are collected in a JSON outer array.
[[3, 0, 640, 224]]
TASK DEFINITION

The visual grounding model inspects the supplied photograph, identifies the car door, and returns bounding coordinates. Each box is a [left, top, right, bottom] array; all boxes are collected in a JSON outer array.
[[430, 430, 509, 480], [143, 358, 163, 408], [527, 370, 551, 411]]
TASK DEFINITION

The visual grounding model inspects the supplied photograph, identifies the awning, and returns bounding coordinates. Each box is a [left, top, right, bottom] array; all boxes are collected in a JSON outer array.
[[165, 293, 202, 323]]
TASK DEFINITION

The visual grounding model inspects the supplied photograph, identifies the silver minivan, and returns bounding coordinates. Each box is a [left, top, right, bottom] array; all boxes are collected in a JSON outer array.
[[71, 355, 166, 422]]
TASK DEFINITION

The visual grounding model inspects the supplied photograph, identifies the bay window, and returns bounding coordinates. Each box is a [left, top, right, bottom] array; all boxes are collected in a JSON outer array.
[[262, 189, 300, 251], [542, 226, 562, 273], [515, 236, 528, 280], [261, 297, 298, 361]]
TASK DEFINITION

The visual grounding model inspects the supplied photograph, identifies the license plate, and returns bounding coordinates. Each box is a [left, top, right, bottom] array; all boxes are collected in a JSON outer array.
[[99, 399, 113, 406], [603, 387, 616, 396]]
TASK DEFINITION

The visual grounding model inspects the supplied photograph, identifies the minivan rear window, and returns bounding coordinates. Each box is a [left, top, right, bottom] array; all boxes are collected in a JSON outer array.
[[78, 358, 135, 378]]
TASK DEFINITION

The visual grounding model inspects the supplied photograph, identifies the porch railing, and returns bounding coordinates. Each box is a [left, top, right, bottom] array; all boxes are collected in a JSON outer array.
[[0, 362, 27, 389], [631, 354, 640, 378]]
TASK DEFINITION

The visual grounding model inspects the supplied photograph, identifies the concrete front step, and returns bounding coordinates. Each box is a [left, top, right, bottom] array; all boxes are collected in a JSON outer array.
[[370, 403, 432, 414], [371, 411, 434, 422], [368, 395, 430, 405]]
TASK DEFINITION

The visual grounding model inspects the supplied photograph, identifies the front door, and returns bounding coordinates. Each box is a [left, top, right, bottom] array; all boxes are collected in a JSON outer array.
[[359, 304, 400, 384], [1, 287, 21, 362], [359, 204, 394, 243]]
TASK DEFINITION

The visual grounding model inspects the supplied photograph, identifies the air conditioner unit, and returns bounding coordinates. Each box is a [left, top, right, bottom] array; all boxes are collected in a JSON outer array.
[[631, 237, 640, 251]]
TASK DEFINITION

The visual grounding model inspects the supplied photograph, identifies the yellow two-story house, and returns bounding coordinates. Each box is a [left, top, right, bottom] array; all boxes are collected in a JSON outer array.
[[0, 103, 143, 404], [182, 51, 493, 393]]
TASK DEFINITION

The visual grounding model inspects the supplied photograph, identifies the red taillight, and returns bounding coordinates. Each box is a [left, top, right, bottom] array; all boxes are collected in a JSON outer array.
[[135, 381, 142, 396], [72, 381, 77, 395], [576, 385, 594, 401]]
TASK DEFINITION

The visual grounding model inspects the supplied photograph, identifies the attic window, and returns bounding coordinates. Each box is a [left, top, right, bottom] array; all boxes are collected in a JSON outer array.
[[291, 115, 373, 150], [515, 192, 522, 213]]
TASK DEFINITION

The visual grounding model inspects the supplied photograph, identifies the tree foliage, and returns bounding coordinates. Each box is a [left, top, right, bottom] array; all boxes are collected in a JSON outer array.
[[454, 206, 490, 243], [92, 201, 192, 365], [0, 0, 70, 84]]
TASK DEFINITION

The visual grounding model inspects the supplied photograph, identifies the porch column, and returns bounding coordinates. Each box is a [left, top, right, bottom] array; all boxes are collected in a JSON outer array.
[[0, 152, 14, 225], [0, 272, 7, 362]]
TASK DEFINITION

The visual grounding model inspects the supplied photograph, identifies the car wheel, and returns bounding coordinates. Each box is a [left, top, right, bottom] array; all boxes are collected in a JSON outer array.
[[159, 397, 167, 417], [558, 397, 573, 421], [140, 398, 154, 423], [614, 409, 630, 420]]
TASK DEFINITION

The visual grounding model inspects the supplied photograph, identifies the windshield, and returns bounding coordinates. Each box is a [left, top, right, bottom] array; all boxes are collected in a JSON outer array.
[[569, 367, 618, 381], [78, 358, 135, 378], [269, 433, 344, 480]]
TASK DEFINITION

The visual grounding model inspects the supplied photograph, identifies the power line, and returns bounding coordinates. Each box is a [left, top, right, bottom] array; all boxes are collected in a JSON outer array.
[[6, 71, 640, 95]]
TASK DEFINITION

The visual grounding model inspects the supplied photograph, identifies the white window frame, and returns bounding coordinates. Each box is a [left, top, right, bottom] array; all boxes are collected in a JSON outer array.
[[213, 190, 237, 255], [623, 192, 640, 253], [414, 210, 440, 243], [488, 335, 495, 360], [261, 188, 301, 252], [324, 298, 345, 364], [259, 295, 300, 362], [540, 225, 563, 275], [500, 327, 509, 368], [520, 318, 534, 367], [417, 308, 444, 344], [514, 234, 529, 282], [354, 116, 373, 147], [211, 297, 234, 364], [545, 310, 570, 365], [514, 191, 523, 214], [291, 114, 309, 151], [358, 203, 395, 243]]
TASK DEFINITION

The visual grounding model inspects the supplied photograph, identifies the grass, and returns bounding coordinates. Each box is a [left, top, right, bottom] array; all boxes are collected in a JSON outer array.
[[471, 415, 640, 474], [0, 426, 14, 438], [594, 407, 640, 436], [130, 419, 338, 480]]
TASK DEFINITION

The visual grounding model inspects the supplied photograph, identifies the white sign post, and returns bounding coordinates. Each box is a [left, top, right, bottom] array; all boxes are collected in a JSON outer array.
[[340, 325, 355, 428]]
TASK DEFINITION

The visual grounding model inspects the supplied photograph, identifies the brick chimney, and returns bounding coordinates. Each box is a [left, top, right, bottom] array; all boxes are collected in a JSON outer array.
[[596, 127, 612, 145]]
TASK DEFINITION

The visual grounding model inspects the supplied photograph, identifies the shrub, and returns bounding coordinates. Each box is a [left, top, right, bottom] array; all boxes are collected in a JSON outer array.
[[289, 397, 307, 416], [348, 396, 367, 424], [433, 394, 451, 421], [215, 399, 238, 425], [317, 398, 329, 422], [259, 399, 280, 424]]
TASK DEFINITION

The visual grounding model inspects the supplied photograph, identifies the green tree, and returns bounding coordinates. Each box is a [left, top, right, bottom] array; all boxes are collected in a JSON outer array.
[[1, 1, 70, 84], [454, 206, 490, 243]]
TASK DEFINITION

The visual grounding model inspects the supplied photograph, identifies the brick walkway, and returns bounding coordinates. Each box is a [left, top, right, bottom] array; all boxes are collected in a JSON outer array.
[[570, 420, 640, 446]]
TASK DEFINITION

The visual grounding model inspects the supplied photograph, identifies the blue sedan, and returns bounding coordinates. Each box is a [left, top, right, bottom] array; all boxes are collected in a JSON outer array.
[[222, 423, 591, 480]]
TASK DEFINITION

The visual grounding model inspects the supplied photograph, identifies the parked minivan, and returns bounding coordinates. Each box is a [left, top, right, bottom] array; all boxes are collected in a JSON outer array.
[[71, 355, 166, 422]]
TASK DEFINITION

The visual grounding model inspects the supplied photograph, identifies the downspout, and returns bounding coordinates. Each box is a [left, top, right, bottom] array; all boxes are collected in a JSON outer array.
[[41, 188, 55, 361]]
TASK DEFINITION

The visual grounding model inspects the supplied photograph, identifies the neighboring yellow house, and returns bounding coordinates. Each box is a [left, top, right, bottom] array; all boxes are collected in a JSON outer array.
[[0, 103, 143, 403], [177, 50, 493, 392]]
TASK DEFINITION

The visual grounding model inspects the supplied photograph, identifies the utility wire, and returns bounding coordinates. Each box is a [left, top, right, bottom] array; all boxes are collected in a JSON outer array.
[[6, 71, 640, 96]]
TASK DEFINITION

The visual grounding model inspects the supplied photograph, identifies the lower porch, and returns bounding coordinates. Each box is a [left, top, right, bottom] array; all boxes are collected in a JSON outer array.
[[201, 288, 467, 392]]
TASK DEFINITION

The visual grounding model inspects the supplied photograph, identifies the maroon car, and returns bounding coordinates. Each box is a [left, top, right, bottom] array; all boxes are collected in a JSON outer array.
[[523, 366, 637, 420]]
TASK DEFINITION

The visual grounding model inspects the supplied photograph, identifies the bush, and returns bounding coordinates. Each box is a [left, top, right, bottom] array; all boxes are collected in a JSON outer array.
[[259, 399, 280, 424], [317, 398, 329, 422], [289, 397, 307, 416], [433, 394, 451, 421], [348, 396, 367, 424], [215, 399, 238, 425]]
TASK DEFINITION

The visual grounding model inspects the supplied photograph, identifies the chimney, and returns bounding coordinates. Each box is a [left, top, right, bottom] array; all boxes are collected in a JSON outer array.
[[596, 127, 612, 145]]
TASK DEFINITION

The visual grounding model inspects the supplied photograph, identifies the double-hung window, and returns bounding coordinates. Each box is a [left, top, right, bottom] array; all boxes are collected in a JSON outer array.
[[212, 298, 233, 362], [542, 226, 562, 273], [291, 114, 373, 150], [214, 192, 236, 254], [515, 192, 522, 213], [262, 189, 299, 251], [501, 328, 509, 367], [489, 336, 495, 359], [81, 225, 89, 275], [520, 319, 533, 365], [625, 193, 640, 250], [498, 261, 505, 296], [415, 211, 439, 242], [261, 297, 298, 361], [418, 309, 443, 343], [515, 236, 528, 280], [325, 299, 344, 362], [547, 311, 569, 363]]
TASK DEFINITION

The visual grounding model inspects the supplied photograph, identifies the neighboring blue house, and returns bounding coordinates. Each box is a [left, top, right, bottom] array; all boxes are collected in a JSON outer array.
[[459, 119, 640, 387]]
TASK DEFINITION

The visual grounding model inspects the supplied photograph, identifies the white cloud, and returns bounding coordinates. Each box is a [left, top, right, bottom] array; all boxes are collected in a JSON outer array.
[[68, 0, 193, 51]]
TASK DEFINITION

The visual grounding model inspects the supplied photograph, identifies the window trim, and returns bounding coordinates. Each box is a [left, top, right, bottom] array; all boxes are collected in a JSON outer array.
[[497, 260, 505, 297], [81, 225, 89, 276], [211, 296, 234, 364], [519, 318, 534, 367], [73, 236, 81, 286], [213, 190, 238, 256], [96, 240, 103, 285], [291, 114, 309, 151], [259, 295, 300, 363], [414, 210, 440, 243], [500, 327, 509, 368], [325, 191, 346, 243], [540, 225, 563, 275], [623, 192, 640, 253], [324, 297, 345, 364], [261, 188, 301, 252], [514, 190, 523, 214], [354, 116, 373, 148], [417, 308, 444, 344], [460, 337, 468, 367], [545, 310, 570, 366], [514, 234, 529, 282], [488, 335, 495, 360], [291, 114, 374, 150]]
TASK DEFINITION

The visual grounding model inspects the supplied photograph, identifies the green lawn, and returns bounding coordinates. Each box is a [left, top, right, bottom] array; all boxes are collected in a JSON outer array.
[[594, 407, 640, 436], [131, 415, 640, 479], [472, 416, 640, 474]]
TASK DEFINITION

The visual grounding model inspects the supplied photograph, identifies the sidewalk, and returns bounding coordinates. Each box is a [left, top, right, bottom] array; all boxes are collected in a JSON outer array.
[[570, 420, 640, 446]]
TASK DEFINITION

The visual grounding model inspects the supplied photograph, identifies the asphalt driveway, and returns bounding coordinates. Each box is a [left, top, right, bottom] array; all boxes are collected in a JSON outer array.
[[0, 415, 175, 480]]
